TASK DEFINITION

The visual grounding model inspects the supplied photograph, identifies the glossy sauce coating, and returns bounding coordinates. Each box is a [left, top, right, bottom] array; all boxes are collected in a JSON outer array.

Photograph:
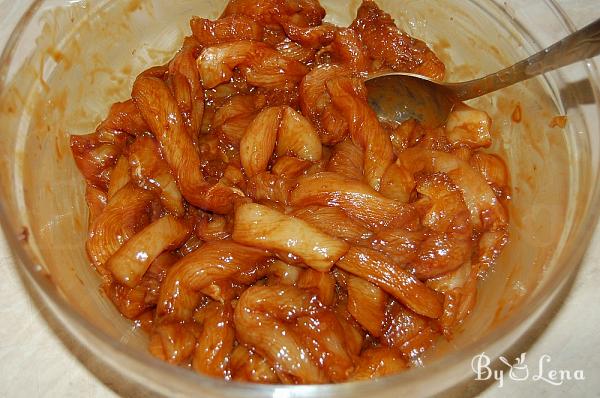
[[70, 0, 510, 384]]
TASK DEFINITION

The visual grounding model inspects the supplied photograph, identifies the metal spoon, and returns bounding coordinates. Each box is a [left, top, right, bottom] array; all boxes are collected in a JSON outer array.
[[366, 18, 600, 128]]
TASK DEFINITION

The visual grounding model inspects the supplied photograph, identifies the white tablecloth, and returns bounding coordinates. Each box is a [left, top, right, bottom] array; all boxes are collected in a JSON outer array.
[[0, 1, 598, 397]]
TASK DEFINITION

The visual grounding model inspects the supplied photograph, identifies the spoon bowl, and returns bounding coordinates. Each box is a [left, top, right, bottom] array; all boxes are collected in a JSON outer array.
[[365, 73, 456, 128], [366, 18, 600, 127]]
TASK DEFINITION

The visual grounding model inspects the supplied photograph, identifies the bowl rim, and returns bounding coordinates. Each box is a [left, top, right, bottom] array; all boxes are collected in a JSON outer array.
[[0, 0, 599, 395]]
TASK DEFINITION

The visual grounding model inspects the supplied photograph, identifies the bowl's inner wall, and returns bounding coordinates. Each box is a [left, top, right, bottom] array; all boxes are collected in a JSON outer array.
[[2, 0, 571, 362]]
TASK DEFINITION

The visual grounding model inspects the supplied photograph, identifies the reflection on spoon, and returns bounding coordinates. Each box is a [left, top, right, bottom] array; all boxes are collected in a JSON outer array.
[[366, 18, 600, 127]]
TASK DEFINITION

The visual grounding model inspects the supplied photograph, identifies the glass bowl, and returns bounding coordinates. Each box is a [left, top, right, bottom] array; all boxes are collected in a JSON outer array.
[[0, 0, 598, 396]]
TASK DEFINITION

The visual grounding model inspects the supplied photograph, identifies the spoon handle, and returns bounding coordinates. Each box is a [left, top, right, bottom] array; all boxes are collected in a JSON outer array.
[[449, 18, 600, 101]]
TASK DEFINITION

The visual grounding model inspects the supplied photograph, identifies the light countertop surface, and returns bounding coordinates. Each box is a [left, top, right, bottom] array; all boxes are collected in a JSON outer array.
[[0, 1, 599, 397]]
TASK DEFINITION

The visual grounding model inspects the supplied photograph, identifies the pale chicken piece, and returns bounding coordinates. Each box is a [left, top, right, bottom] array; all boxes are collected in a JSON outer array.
[[197, 41, 308, 89], [326, 77, 394, 191], [232, 203, 349, 271], [276, 39, 316, 63], [382, 300, 440, 360], [299, 64, 352, 145], [149, 323, 199, 365], [106, 215, 189, 287], [221, 0, 326, 27], [410, 173, 472, 279], [292, 205, 373, 245], [426, 260, 472, 293], [379, 163, 415, 203], [157, 241, 271, 322], [168, 36, 205, 141], [280, 21, 337, 49], [267, 259, 303, 286], [86, 183, 154, 270], [445, 104, 492, 149], [195, 213, 232, 242], [470, 152, 511, 200], [84, 184, 107, 229], [105, 252, 177, 319], [326, 28, 370, 73], [192, 302, 236, 378], [277, 106, 323, 161], [297, 268, 336, 306], [245, 172, 296, 205], [212, 94, 261, 146], [426, 261, 479, 336], [213, 95, 259, 129], [370, 227, 425, 265], [190, 15, 264, 46], [336, 246, 443, 319], [291, 172, 416, 230], [470, 153, 509, 188], [397, 148, 508, 271], [333, 310, 365, 358], [347, 275, 388, 337], [129, 135, 185, 216], [351, 347, 408, 380], [326, 139, 364, 181], [70, 131, 127, 190], [294, 311, 355, 381], [239, 105, 322, 177], [350, 0, 445, 79], [132, 76, 243, 214], [397, 148, 508, 232], [107, 155, 131, 200], [96, 99, 150, 136], [239, 107, 282, 177], [230, 345, 280, 383], [271, 156, 312, 179], [199, 279, 243, 303], [234, 285, 327, 383]]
